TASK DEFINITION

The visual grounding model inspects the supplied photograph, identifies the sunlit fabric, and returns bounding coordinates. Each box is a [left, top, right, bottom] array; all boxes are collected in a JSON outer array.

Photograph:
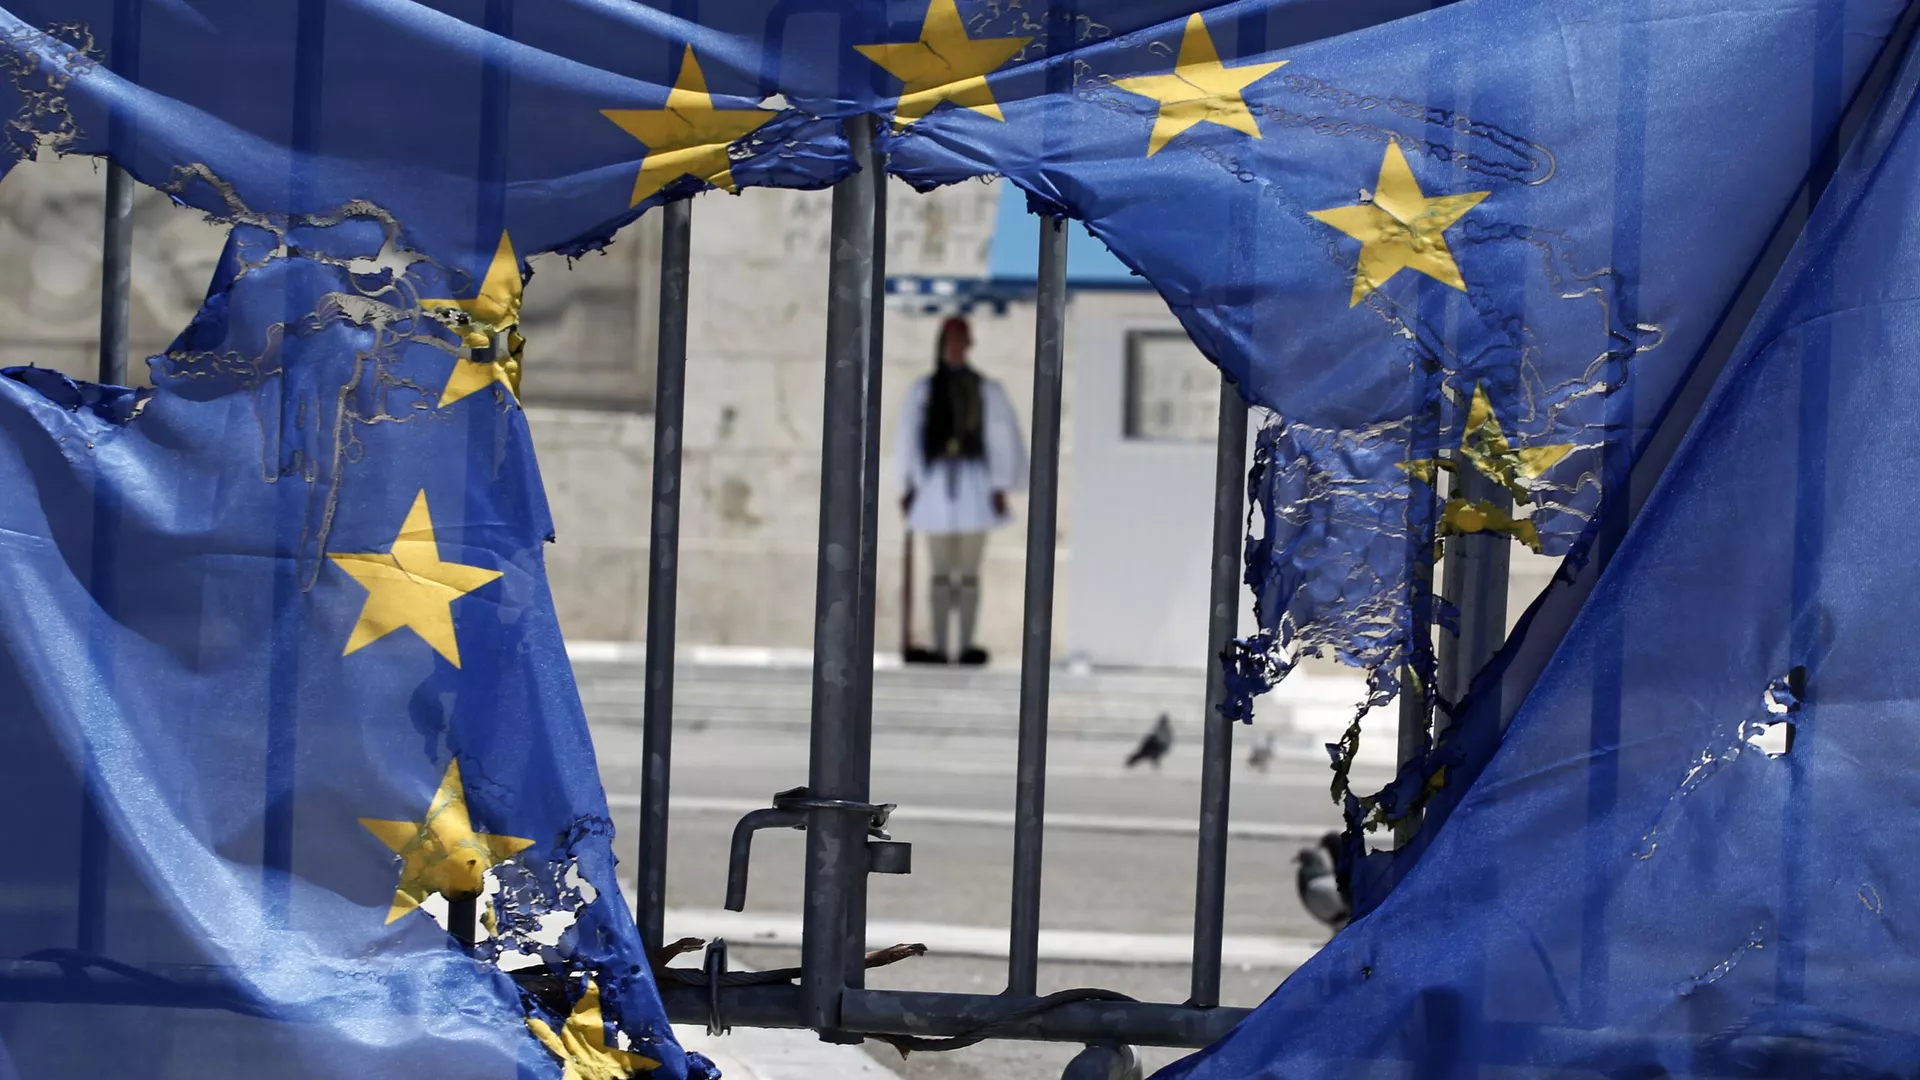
[[1152, 26, 1920, 1080], [0, 0, 1869, 724], [0, 0, 860, 260], [0, 226, 711, 1077], [2, 2, 1918, 1074], [7, 0, 1895, 730], [0, 0, 1430, 261], [878, 0, 1907, 718]]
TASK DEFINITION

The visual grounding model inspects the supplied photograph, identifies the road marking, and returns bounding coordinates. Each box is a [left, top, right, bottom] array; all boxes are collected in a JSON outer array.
[[606, 794, 1336, 843], [664, 907, 1322, 970], [674, 1024, 902, 1079], [570, 641, 906, 670], [651, 741, 1400, 785]]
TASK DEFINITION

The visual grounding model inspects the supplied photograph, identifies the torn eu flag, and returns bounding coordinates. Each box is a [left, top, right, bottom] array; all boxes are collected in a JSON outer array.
[[12, 0, 1912, 723], [878, 0, 1909, 717], [0, 223, 709, 1077], [0, 0, 853, 259], [1151, 18, 1920, 1080]]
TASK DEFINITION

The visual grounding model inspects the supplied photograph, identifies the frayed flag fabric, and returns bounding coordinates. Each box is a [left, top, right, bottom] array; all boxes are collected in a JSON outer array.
[[8, 0, 1905, 722], [0, 226, 713, 1076], [1151, 19, 1920, 1080], [3, 2, 1919, 1075]]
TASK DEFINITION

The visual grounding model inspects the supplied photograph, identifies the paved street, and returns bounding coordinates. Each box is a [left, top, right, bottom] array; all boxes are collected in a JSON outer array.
[[588, 690, 1393, 1080]]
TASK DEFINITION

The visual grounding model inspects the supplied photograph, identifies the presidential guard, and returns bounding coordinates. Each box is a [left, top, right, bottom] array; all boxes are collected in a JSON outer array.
[[897, 315, 1027, 666]]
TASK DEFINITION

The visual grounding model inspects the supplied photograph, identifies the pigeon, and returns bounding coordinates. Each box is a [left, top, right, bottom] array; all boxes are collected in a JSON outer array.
[[1125, 713, 1174, 769], [1294, 831, 1351, 931], [1247, 732, 1276, 773]]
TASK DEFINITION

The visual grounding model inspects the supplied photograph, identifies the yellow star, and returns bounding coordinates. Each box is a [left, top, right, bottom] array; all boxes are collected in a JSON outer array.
[[359, 759, 535, 926], [1457, 383, 1574, 491], [1401, 384, 1576, 532], [602, 46, 777, 207], [527, 979, 663, 1080], [1440, 496, 1541, 550], [1309, 142, 1490, 306], [854, 0, 1031, 128], [1112, 14, 1286, 156], [421, 231, 523, 407], [329, 490, 503, 668]]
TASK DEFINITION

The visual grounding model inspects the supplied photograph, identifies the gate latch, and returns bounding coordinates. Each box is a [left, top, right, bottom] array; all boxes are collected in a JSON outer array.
[[724, 786, 911, 911]]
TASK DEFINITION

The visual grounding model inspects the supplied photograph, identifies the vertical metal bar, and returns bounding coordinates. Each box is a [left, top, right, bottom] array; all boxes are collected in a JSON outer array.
[[899, 532, 915, 656], [801, 115, 880, 1034], [449, 895, 478, 949], [75, 778, 107, 954], [1188, 379, 1247, 1008], [97, 166, 134, 385], [844, 128, 888, 988], [454, 345, 504, 951], [76, 160, 136, 956], [1436, 469, 1509, 713], [1189, 13, 1261, 1000], [76, 0, 145, 955], [97, 0, 139, 385], [636, 198, 693, 951], [1396, 470, 1438, 848], [1775, 1, 1849, 1013], [1581, 1, 1650, 1019], [1007, 212, 1068, 997], [258, 0, 329, 926]]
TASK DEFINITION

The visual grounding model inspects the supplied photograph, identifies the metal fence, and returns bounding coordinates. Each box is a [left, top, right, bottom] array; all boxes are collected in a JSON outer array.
[[24, 120, 1512, 1079], [13, 1, 1920, 1066], [626, 116, 1513, 1075]]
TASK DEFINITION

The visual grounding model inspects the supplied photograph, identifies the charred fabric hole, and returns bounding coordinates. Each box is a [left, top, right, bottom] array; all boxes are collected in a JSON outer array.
[[1755, 664, 1806, 757], [1212, 109, 1669, 818], [2, 21, 100, 164], [141, 176, 525, 581], [460, 829, 672, 1074], [488, 857, 600, 973], [1361, 829, 1398, 855], [1746, 719, 1794, 759], [1633, 668, 1805, 858]]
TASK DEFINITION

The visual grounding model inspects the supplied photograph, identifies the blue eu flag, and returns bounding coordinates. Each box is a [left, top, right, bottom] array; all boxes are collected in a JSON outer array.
[[1151, 22, 1920, 1080], [0, 223, 710, 1076], [8, 0, 1911, 720], [880, 0, 1908, 711], [6, 1, 1920, 1073], [0, 0, 856, 258]]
